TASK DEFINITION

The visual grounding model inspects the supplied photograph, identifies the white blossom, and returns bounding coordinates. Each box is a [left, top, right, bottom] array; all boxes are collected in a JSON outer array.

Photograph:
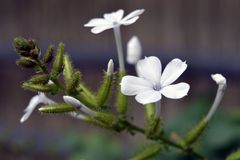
[[107, 59, 114, 75], [120, 56, 190, 104], [63, 96, 96, 116], [127, 36, 142, 64], [205, 74, 227, 121], [84, 9, 145, 34], [20, 93, 55, 123]]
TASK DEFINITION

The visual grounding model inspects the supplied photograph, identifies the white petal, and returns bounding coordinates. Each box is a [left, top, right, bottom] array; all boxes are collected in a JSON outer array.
[[120, 75, 153, 96], [121, 16, 139, 25], [104, 9, 124, 22], [122, 9, 145, 22], [211, 74, 226, 85], [91, 25, 113, 34], [127, 36, 142, 64], [63, 96, 96, 116], [84, 18, 108, 27], [160, 58, 187, 87], [136, 56, 162, 87], [38, 93, 55, 104], [20, 95, 40, 123], [135, 90, 162, 104], [63, 95, 82, 108], [160, 83, 190, 99]]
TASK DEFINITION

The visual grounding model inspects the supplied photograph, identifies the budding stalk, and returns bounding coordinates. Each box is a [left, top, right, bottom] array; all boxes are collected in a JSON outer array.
[[205, 74, 227, 121]]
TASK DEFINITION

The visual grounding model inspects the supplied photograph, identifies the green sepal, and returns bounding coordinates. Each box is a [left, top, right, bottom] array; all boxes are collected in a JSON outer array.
[[66, 71, 81, 94], [77, 84, 98, 109], [94, 112, 117, 128], [42, 44, 54, 63], [39, 103, 76, 113], [96, 71, 113, 106], [22, 82, 58, 93], [116, 70, 128, 114], [52, 42, 64, 77], [63, 54, 76, 93], [16, 57, 37, 68], [144, 104, 163, 138], [180, 118, 208, 147], [226, 150, 240, 160], [129, 143, 163, 160], [29, 74, 49, 84]]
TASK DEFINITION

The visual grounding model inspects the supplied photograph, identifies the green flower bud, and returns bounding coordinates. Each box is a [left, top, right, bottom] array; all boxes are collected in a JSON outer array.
[[22, 82, 57, 93], [39, 103, 76, 113], [52, 42, 64, 77], [16, 57, 37, 68], [42, 44, 54, 63], [29, 74, 49, 84]]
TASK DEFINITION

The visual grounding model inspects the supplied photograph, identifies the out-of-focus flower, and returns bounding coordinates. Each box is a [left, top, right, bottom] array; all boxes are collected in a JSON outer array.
[[205, 74, 227, 121], [84, 9, 145, 34], [120, 56, 190, 104], [20, 93, 55, 123], [127, 36, 142, 64]]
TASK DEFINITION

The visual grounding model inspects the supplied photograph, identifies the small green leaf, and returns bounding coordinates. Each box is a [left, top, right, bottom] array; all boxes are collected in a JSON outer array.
[[39, 103, 76, 113], [96, 71, 113, 106], [226, 150, 240, 160]]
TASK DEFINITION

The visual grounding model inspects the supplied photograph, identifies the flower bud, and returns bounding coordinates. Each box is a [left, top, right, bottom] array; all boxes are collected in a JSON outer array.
[[107, 59, 114, 75], [127, 36, 142, 64]]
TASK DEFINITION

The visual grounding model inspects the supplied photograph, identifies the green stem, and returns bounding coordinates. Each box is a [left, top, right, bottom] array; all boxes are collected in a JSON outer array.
[[124, 121, 205, 160]]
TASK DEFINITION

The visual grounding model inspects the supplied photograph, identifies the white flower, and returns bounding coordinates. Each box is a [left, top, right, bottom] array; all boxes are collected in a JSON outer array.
[[20, 93, 55, 123], [127, 36, 142, 64], [63, 96, 96, 116], [107, 59, 114, 75], [84, 9, 145, 34], [211, 74, 226, 85], [205, 73, 227, 121], [120, 56, 190, 104]]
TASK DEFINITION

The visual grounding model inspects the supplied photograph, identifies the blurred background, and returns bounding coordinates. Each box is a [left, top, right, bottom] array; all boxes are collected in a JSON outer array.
[[0, 0, 240, 159]]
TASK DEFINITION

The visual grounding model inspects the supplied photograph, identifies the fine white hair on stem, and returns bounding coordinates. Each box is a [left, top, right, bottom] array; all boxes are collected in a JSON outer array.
[[63, 96, 96, 116], [205, 74, 227, 121]]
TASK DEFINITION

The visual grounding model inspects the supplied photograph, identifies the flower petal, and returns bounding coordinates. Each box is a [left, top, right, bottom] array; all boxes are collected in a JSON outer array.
[[122, 9, 145, 22], [91, 25, 113, 34], [135, 90, 162, 104], [121, 75, 153, 96], [63, 95, 82, 108], [127, 36, 142, 64], [160, 82, 190, 99], [160, 58, 187, 87], [84, 18, 109, 27], [121, 16, 139, 25], [20, 95, 40, 123], [136, 56, 162, 87], [211, 73, 226, 85], [104, 9, 124, 23]]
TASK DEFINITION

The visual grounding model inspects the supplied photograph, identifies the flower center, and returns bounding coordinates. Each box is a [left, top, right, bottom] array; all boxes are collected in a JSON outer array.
[[153, 84, 161, 91]]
